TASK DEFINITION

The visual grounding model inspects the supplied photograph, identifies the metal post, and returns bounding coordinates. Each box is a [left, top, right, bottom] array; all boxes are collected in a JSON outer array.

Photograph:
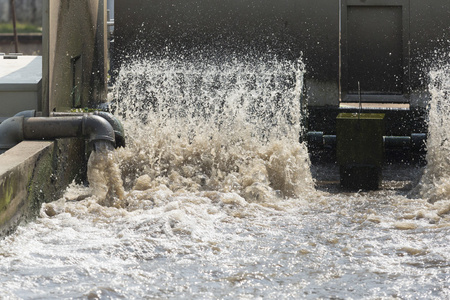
[[10, 0, 19, 53]]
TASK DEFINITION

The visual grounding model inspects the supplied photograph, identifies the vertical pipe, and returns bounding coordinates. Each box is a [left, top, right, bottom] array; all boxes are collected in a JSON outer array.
[[10, 0, 19, 53]]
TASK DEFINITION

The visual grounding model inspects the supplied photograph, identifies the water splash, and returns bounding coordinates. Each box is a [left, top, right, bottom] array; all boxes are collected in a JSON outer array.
[[415, 62, 450, 207], [3, 56, 450, 299], [87, 141, 126, 207], [107, 55, 314, 204]]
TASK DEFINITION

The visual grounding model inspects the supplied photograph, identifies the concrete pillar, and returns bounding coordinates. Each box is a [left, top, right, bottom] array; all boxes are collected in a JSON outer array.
[[42, 0, 107, 116]]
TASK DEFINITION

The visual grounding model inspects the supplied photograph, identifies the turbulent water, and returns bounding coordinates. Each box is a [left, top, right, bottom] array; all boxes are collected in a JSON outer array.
[[413, 63, 450, 207], [1, 57, 450, 299]]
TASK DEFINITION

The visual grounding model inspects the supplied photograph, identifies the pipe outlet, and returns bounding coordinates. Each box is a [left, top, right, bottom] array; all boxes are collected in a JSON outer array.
[[94, 111, 126, 147], [82, 114, 116, 144]]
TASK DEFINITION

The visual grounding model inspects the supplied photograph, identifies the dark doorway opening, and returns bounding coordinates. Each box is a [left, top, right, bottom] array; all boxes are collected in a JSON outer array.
[[341, 0, 410, 103]]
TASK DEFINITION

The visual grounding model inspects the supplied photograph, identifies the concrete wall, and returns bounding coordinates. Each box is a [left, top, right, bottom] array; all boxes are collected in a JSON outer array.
[[115, 0, 339, 90], [0, 140, 86, 237], [409, 1, 450, 107], [0, 1, 109, 237], [42, 0, 107, 115], [114, 0, 450, 109]]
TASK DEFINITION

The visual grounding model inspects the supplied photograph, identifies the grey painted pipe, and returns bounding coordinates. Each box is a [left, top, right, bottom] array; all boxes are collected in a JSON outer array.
[[51, 111, 125, 148], [12, 110, 125, 148], [14, 110, 37, 118], [0, 116, 24, 150], [306, 132, 427, 152], [0, 114, 115, 151]]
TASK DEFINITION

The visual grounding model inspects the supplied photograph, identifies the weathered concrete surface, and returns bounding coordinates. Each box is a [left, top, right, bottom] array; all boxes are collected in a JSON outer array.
[[0, 1, 111, 237], [0, 139, 86, 237], [0, 55, 42, 122], [42, 0, 107, 114]]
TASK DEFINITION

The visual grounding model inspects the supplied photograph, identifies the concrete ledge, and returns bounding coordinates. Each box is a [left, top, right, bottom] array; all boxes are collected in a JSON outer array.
[[0, 139, 86, 237]]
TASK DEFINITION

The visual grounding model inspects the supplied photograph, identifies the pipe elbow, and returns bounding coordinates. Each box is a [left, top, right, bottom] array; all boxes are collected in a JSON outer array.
[[14, 110, 36, 118], [82, 115, 116, 146], [51, 111, 126, 148], [1, 110, 123, 152], [94, 111, 126, 147], [0, 116, 24, 151]]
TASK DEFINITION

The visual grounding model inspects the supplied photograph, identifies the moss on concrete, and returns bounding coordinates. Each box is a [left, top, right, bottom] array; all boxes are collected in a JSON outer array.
[[0, 138, 87, 237], [0, 173, 17, 214]]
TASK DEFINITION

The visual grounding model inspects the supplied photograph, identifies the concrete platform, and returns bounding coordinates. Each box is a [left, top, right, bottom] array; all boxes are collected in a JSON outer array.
[[0, 55, 42, 122]]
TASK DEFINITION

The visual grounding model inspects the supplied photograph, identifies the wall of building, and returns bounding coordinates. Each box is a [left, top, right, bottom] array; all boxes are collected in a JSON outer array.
[[114, 0, 450, 109], [115, 0, 339, 97], [409, 1, 450, 107]]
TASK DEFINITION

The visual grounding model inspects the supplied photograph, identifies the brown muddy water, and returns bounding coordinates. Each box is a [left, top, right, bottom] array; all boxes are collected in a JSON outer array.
[[0, 57, 449, 299]]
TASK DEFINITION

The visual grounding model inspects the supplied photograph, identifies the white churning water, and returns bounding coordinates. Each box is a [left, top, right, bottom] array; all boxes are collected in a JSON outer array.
[[1, 57, 450, 299]]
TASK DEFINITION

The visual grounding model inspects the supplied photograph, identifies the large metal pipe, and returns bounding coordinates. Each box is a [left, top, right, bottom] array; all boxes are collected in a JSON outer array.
[[0, 114, 118, 152], [0, 116, 23, 150], [51, 111, 125, 148], [23, 115, 115, 143]]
